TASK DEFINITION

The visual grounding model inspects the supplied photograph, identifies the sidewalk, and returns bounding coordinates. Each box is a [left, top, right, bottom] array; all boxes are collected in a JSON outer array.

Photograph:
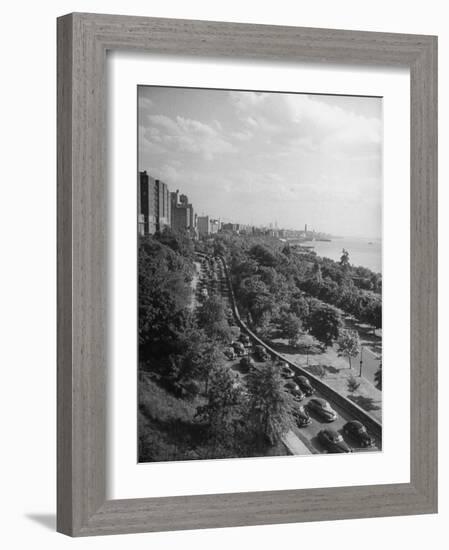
[[282, 430, 313, 455], [270, 336, 382, 423]]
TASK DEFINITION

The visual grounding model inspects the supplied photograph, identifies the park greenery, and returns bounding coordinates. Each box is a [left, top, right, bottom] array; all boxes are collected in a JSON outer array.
[[138, 229, 382, 462], [138, 229, 296, 461], [215, 233, 381, 342], [347, 375, 361, 394], [337, 329, 361, 369]]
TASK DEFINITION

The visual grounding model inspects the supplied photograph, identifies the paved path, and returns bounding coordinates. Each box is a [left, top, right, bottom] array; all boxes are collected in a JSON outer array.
[[282, 430, 313, 455], [270, 338, 382, 423], [343, 317, 382, 385]]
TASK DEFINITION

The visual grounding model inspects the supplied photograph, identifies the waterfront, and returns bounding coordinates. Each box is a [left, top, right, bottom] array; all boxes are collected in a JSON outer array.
[[303, 236, 382, 273]]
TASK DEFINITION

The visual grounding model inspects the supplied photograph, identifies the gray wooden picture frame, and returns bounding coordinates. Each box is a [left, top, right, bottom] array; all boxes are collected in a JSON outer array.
[[57, 12, 438, 537]]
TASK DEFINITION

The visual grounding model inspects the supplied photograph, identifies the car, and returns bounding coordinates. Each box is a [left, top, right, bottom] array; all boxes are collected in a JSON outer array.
[[239, 356, 254, 371], [318, 429, 352, 453], [254, 344, 268, 361], [306, 398, 338, 422], [293, 405, 312, 427], [284, 381, 305, 401], [232, 341, 245, 356], [280, 363, 294, 379], [295, 375, 315, 396], [343, 420, 375, 448]]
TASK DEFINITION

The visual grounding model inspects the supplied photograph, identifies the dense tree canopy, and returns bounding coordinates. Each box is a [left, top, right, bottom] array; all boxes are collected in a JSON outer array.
[[303, 303, 343, 346], [224, 234, 381, 335], [138, 230, 382, 462], [279, 312, 303, 347], [195, 365, 245, 454], [138, 237, 193, 359], [197, 295, 232, 342], [245, 362, 294, 446]]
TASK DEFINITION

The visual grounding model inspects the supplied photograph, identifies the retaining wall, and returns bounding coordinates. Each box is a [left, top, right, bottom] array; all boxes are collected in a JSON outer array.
[[217, 254, 382, 443]]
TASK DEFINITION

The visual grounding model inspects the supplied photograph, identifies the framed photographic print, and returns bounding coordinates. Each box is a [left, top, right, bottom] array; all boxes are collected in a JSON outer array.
[[57, 13, 437, 536]]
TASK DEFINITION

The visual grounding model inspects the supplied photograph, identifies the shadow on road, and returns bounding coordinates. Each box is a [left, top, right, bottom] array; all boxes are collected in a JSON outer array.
[[347, 394, 381, 412]]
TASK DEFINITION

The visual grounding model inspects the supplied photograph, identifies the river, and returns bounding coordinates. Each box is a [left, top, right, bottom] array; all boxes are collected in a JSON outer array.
[[303, 236, 382, 273]]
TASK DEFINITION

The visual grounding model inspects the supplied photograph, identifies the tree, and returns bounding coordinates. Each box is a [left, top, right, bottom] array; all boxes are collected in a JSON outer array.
[[365, 300, 382, 333], [213, 238, 227, 257], [347, 375, 361, 394], [339, 248, 351, 272], [279, 312, 302, 347], [180, 332, 226, 394], [290, 294, 310, 322], [197, 295, 232, 342], [195, 365, 245, 454], [138, 237, 192, 361], [249, 244, 278, 267], [374, 361, 382, 390], [245, 362, 294, 446], [337, 329, 360, 369], [156, 328, 223, 396], [281, 243, 291, 257], [237, 276, 276, 328], [155, 226, 195, 259], [304, 304, 343, 347], [312, 261, 323, 283], [307, 364, 327, 379], [298, 333, 316, 365]]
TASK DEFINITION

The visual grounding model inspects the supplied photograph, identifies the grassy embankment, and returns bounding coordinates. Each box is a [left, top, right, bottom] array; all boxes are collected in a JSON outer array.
[[138, 373, 288, 462]]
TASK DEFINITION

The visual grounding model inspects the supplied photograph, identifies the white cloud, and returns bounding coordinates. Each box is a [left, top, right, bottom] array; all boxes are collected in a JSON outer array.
[[230, 91, 381, 159], [138, 87, 382, 237], [143, 114, 236, 160], [231, 130, 254, 141]]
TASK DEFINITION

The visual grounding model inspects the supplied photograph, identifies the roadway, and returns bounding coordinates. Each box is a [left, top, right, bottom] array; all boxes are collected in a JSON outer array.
[[196, 253, 381, 455], [237, 356, 381, 454]]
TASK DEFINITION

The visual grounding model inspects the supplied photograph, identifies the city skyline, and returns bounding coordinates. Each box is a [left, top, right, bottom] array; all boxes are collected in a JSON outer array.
[[138, 86, 382, 239], [139, 169, 339, 238]]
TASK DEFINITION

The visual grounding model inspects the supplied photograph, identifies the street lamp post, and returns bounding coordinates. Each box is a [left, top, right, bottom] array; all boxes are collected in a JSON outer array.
[[359, 345, 363, 378]]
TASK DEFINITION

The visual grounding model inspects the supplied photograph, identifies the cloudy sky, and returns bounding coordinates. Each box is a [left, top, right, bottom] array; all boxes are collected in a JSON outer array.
[[138, 86, 382, 238]]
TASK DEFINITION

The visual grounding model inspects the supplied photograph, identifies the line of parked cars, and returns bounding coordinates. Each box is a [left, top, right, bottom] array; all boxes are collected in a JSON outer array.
[[292, 394, 375, 453], [279, 367, 375, 453], [222, 325, 376, 455], [227, 332, 253, 360], [317, 421, 375, 453]]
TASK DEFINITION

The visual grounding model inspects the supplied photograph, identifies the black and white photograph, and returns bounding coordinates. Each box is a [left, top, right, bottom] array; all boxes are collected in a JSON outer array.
[[137, 86, 383, 462]]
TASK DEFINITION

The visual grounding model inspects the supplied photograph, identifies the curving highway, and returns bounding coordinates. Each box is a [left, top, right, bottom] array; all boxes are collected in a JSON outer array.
[[195, 252, 382, 455]]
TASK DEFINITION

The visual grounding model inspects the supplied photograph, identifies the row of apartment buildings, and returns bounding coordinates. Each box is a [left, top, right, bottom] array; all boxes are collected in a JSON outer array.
[[138, 171, 222, 238], [138, 171, 303, 239]]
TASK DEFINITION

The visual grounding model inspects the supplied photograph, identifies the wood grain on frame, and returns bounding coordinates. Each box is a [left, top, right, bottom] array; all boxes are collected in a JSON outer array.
[[57, 12, 437, 536]]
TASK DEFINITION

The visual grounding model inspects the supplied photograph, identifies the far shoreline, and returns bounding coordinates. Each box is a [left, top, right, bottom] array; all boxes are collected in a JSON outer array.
[[298, 236, 382, 274]]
